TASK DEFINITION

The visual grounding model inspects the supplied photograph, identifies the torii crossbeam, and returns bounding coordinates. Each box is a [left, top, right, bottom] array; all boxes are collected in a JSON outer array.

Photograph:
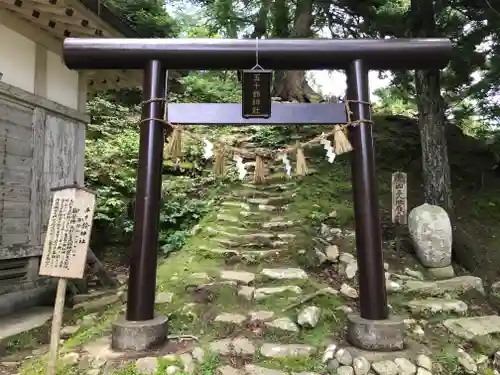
[[63, 37, 452, 352]]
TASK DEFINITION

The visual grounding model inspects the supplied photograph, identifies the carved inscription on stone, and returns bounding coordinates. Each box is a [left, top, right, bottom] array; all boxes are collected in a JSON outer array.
[[391, 172, 407, 225]]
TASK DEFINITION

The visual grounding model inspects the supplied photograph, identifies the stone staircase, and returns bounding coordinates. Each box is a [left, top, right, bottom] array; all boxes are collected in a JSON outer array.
[[12, 170, 500, 375]]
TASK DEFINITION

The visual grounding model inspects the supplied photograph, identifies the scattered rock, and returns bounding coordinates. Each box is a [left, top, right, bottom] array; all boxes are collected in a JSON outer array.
[[337, 366, 355, 375], [404, 268, 424, 280], [260, 343, 316, 358], [297, 306, 321, 328], [394, 358, 416, 375], [155, 291, 173, 304], [255, 286, 302, 300], [345, 262, 358, 279], [322, 343, 338, 363], [340, 283, 358, 298], [335, 348, 353, 366], [457, 348, 477, 374], [443, 315, 500, 340], [179, 353, 196, 374], [250, 310, 275, 322], [232, 337, 256, 355], [135, 357, 158, 374], [492, 281, 500, 293], [371, 360, 399, 375], [210, 339, 233, 355], [265, 317, 299, 332], [60, 325, 79, 339], [215, 312, 247, 324], [416, 355, 433, 371], [416, 368, 432, 375], [218, 365, 243, 375], [327, 359, 340, 373], [427, 265, 455, 280], [407, 298, 468, 314], [353, 356, 371, 375], [191, 347, 205, 363], [261, 268, 308, 280], [326, 245, 340, 262], [386, 280, 402, 292], [220, 270, 255, 285], [62, 353, 79, 366], [339, 253, 356, 264], [245, 364, 286, 375], [403, 276, 484, 296], [238, 286, 256, 300]]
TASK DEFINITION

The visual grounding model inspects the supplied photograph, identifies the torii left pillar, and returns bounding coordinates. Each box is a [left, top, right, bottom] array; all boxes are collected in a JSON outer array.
[[111, 60, 169, 350]]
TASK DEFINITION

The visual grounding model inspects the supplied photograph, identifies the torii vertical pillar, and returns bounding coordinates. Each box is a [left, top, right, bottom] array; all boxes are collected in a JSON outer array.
[[111, 60, 169, 351], [345, 59, 404, 351]]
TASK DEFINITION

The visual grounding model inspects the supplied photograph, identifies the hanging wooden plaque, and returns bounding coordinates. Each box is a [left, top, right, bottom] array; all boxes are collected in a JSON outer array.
[[242, 69, 272, 119]]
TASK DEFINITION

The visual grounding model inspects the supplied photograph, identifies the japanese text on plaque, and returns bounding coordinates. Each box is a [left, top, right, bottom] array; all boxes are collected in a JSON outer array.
[[391, 172, 407, 225], [39, 188, 96, 279]]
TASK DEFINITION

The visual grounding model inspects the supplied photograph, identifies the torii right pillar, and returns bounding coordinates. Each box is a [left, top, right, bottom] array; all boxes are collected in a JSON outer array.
[[345, 59, 404, 351]]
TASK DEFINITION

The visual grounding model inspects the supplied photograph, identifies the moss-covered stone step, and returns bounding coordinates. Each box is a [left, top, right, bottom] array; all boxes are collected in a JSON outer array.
[[224, 195, 295, 207], [241, 182, 297, 192], [230, 189, 297, 199], [212, 237, 289, 249], [204, 228, 291, 242], [222, 201, 284, 212], [198, 246, 283, 260]]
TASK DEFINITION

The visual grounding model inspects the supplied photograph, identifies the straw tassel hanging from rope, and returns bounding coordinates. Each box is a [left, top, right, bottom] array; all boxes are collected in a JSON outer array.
[[253, 155, 266, 184], [295, 141, 308, 176], [333, 126, 353, 155], [213, 147, 225, 177], [166, 125, 183, 159]]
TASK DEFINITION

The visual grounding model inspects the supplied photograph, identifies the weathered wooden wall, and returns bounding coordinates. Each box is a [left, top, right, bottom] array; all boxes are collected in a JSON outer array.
[[0, 80, 88, 315]]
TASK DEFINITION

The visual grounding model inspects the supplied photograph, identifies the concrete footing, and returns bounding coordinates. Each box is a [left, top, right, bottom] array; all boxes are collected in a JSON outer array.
[[111, 313, 168, 351], [347, 314, 405, 351]]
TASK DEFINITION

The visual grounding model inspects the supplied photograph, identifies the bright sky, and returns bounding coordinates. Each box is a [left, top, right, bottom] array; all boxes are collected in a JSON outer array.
[[308, 70, 389, 101]]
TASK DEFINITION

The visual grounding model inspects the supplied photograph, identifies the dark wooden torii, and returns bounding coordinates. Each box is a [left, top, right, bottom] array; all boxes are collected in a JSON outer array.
[[63, 37, 452, 348]]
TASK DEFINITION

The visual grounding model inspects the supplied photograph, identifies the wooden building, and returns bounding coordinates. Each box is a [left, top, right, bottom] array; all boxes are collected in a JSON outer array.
[[0, 0, 140, 316]]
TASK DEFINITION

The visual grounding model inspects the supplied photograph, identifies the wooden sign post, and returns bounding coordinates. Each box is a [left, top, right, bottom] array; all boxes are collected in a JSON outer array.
[[39, 185, 96, 375], [242, 69, 272, 119], [391, 172, 407, 254], [391, 172, 407, 225]]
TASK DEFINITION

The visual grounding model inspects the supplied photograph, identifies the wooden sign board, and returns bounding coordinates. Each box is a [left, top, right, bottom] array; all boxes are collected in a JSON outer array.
[[39, 187, 96, 279], [242, 69, 272, 119], [391, 172, 407, 225]]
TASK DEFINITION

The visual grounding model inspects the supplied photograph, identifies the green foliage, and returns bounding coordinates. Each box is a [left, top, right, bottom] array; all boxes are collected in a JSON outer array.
[[103, 0, 179, 37]]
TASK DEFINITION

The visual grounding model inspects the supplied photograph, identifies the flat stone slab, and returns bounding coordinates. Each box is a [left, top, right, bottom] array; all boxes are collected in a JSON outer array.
[[265, 317, 299, 332], [215, 313, 247, 324], [0, 307, 52, 340], [402, 276, 484, 296], [261, 268, 308, 280], [254, 286, 302, 300], [443, 315, 500, 340], [406, 298, 468, 314], [260, 343, 316, 358], [220, 270, 255, 285]]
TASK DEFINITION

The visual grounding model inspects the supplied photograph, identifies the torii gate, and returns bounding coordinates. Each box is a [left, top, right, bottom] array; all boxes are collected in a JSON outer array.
[[63, 38, 452, 352]]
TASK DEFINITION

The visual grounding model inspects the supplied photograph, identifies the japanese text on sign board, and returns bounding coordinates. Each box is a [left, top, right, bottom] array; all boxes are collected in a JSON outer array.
[[391, 172, 407, 225], [39, 188, 95, 279], [242, 69, 272, 119]]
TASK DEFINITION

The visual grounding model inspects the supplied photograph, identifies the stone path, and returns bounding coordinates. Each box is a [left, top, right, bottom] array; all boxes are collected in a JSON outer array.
[[8, 171, 500, 375]]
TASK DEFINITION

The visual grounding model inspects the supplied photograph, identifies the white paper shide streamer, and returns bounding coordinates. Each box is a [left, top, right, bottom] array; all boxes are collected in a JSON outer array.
[[281, 153, 292, 178], [233, 154, 247, 180], [203, 138, 214, 159], [320, 135, 336, 163]]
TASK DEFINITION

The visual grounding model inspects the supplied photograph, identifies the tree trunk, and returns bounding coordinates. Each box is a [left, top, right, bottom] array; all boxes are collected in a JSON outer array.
[[272, 0, 320, 102], [411, 0, 453, 213]]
